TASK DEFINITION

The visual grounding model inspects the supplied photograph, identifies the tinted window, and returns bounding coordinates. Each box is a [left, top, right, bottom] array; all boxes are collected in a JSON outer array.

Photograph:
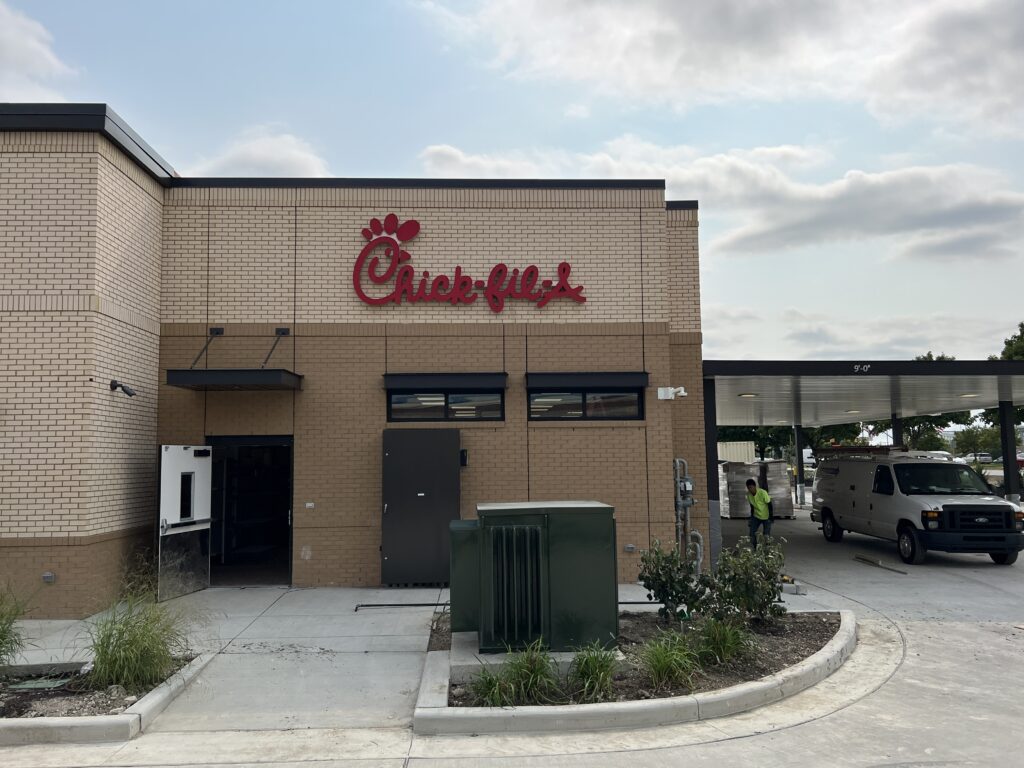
[[585, 391, 641, 419], [529, 389, 643, 420], [529, 392, 583, 418], [179, 472, 194, 520], [388, 391, 504, 422], [872, 465, 895, 495]]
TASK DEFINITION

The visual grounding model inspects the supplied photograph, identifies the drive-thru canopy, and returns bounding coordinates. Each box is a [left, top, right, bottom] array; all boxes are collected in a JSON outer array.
[[702, 360, 1024, 558]]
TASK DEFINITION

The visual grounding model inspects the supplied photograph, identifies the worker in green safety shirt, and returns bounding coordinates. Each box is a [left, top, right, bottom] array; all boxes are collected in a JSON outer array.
[[745, 478, 774, 548]]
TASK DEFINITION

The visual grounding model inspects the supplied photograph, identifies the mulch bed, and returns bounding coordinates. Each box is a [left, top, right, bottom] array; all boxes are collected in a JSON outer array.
[[436, 610, 840, 706], [0, 660, 191, 719]]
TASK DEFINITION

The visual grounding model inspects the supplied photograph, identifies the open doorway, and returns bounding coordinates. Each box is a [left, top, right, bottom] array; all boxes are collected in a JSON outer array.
[[209, 436, 292, 586]]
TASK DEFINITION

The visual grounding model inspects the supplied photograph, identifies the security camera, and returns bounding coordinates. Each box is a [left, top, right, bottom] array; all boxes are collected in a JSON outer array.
[[109, 380, 137, 397]]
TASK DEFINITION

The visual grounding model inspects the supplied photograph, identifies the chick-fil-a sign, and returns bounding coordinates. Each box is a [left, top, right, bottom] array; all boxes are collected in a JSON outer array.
[[352, 214, 586, 313]]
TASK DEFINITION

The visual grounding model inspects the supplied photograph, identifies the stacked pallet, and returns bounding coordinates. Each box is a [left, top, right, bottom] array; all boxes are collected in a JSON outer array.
[[719, 460, 795, 519]]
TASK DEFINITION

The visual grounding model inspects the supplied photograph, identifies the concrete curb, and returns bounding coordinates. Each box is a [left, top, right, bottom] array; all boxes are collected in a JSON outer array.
[[413, 610, 857, 735], [0, 652, 215, 746]]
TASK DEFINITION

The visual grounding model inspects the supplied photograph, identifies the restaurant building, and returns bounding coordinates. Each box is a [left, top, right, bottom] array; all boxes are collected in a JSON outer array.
[[0, 104, 708, 618]]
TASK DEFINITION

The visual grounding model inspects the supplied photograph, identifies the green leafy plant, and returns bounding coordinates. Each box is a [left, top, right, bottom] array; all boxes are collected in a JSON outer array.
[[86, 593, 189, 691], [639, 631, 698, 690], [0, 585, 28, 666], [696, 617, 753, 665], [639, 539, 712, 622], [567, 640, 617, 703], [711, 536, 787, 624], [468, 638, 561, 706]]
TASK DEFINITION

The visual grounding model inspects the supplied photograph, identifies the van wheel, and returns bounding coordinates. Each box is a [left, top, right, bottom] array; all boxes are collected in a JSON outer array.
[[990, 551, 1018, 565], [822, 512, 844, 542], [897, 525, 927, 565]]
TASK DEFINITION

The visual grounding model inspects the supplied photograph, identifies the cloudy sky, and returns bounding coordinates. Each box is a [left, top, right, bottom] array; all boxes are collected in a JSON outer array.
[[4, 0, 1022, 360]]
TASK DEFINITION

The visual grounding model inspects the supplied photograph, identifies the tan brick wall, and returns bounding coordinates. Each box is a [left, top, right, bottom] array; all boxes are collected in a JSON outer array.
[[0, 527, 152, 619], [0, 132, 163, 616], [667, 208, 701, 334], [2, 133, 707, 609]]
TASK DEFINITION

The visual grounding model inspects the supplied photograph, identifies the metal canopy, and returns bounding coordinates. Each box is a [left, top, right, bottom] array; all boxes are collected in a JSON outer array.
[[166, 368, 303, 391], [383, 372, 508, 391], [704, 360, 1024, 427]]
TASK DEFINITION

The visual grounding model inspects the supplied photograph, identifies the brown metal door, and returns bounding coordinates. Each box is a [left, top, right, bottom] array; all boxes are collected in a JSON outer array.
[[381, 429, 461, 584]]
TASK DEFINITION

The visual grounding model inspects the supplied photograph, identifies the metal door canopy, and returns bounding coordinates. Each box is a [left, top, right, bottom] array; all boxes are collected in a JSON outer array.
[[706, 360, 1024, 427]]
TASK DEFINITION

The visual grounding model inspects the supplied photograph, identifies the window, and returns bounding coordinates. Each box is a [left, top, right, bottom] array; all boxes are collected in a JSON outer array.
[[179, 472, 194, 520], [893, 462, 991, 495], [388, 390, 504, 422], [529, 389, 643, 420], [872, 465, 894, 495]]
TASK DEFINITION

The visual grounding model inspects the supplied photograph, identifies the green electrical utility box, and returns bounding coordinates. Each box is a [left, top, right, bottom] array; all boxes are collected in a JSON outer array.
[[449, 520, 480, 632], [449, 501, 618, 653]]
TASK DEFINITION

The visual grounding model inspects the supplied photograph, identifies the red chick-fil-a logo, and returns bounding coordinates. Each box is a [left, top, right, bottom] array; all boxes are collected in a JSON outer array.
[[352, 214, 586, 313]]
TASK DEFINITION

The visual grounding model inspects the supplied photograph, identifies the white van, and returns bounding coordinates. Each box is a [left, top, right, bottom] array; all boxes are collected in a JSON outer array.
[[811, 451, 1024, 565]]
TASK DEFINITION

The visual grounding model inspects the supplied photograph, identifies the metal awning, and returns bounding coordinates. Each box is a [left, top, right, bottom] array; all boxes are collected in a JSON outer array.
[[383, 372, 508, 390], [705, 360, 1024, 426], [166, 369, 303, 391], [526, 372, 649, 389]]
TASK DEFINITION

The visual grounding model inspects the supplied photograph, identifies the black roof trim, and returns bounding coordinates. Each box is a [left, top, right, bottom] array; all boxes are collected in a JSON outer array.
[[526, 371, 650, 389], [383, 372, 508, 391], [666, 200, 699, 210], [703, 360, 1024, 378], [0, 103, 176, 181], [166, 368, 303, 391], [170, 177, 665, 190]]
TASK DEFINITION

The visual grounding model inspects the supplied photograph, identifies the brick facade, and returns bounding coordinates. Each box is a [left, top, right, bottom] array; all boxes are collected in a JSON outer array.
[[0, 114, 706, 617]]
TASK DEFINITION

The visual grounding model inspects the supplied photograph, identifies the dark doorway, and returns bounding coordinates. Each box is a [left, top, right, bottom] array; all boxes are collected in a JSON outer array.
[[382, 429, 461, 585], [209, 436, 292, 586]]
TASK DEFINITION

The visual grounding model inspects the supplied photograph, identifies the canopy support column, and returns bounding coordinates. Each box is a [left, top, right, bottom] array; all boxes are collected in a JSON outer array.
[[999, 401, 1020, 502], [703, 378, 721, 568], [794, 425, 806, 506], [891, 413, 904, 448]]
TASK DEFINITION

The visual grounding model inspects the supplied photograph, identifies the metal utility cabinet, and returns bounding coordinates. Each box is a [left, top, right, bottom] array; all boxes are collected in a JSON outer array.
[[450, 501, 618, 653]]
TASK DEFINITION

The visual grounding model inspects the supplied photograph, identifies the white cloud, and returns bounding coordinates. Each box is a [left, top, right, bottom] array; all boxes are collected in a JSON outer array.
[[0, 1, 72, 100], [185, 128, 331, 177], [427, 0, 1024, 136], [419, 136, 1024, 262]]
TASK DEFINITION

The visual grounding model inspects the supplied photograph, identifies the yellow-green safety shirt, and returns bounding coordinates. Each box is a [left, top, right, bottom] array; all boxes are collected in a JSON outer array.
[[746, 488, 772, 520]]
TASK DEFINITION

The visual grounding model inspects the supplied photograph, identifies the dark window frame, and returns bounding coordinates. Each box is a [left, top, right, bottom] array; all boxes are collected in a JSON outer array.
[[387, 389, 506, 423], [527, 387, 645, 421], [872, 464, 895, 496]]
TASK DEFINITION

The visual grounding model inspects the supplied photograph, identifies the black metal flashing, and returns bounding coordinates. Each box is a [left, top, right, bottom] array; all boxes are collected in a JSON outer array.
[[526, 372, 650, 389], [0, 103, 176, 181], [170, 177, 665, 190], [666, 200, 699, 210], [383, 372, 508, 391], [166, 368, 303, 391], [703, 360, 1024, 378]]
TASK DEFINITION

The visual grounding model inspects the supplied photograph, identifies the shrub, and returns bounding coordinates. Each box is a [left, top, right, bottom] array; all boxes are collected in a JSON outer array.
[[639, 539, 712, 622], [0, 586, 28, 666], [711, 536, 787, 624], [468, 638, 561, 706], [86, 593, 189, 691], [568, 641, 617, 703], [639, 631, 698, 690], [696, 617, 753, 665]]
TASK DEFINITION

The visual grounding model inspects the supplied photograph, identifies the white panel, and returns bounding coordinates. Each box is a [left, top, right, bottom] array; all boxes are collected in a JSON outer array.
[[159, 445, 212, 531]]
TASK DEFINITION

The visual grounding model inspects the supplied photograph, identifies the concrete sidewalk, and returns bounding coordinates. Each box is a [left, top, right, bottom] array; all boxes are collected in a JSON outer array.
[[4, 516, 1023, 766]]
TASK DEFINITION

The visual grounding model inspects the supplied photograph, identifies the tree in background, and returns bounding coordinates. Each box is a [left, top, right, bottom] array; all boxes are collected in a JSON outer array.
[[980, 322, 1024, 429], [864, 352, 973, 448], [717, 426, 792, 461]]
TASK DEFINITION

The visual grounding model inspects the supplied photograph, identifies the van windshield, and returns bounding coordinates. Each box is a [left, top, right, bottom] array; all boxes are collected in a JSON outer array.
[[893, 463, 991, 495]]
